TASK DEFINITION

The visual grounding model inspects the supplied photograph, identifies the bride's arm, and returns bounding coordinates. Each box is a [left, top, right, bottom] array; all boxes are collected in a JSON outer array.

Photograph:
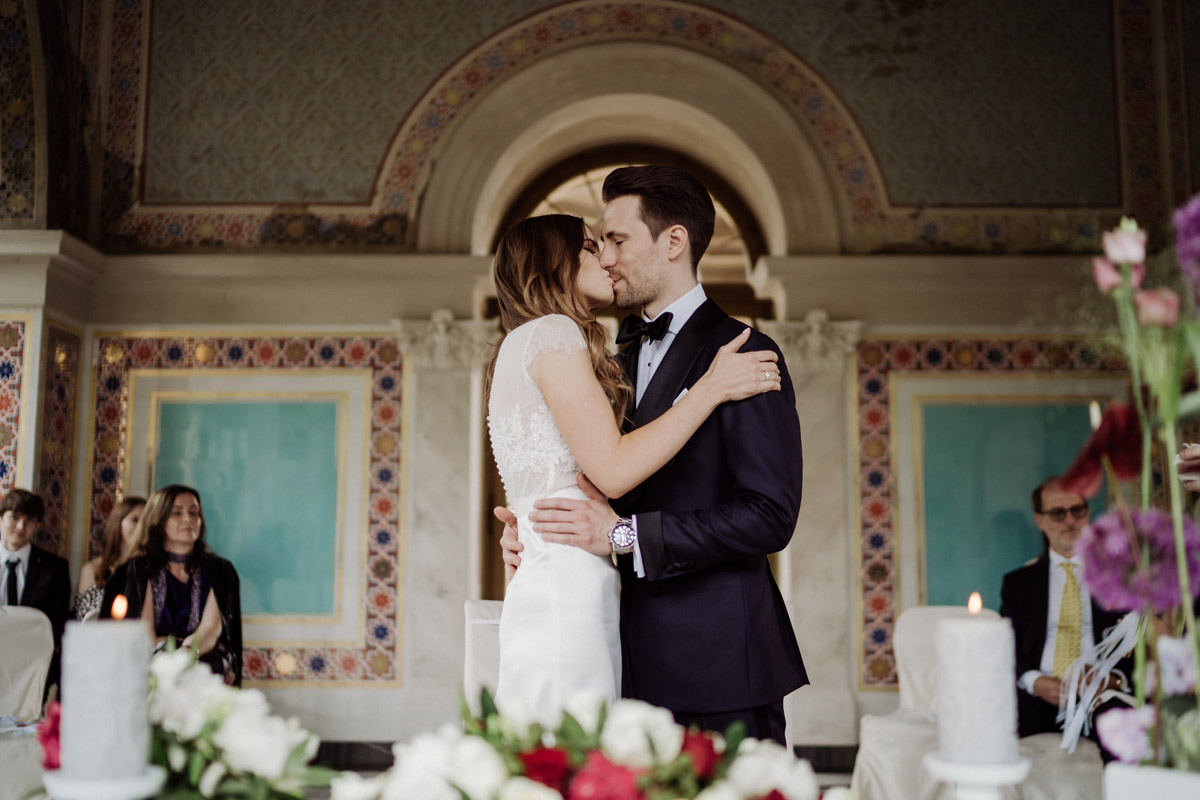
[[531, 328, 779, 498]]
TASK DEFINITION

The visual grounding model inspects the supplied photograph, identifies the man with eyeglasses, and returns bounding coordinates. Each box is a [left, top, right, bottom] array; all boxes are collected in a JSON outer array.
[[999, 477, 1129, 757]]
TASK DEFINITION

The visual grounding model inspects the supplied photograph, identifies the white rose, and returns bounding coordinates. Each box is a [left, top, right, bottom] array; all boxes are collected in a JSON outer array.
[[149, 648, 193, 690], [694, 781, 741, 800], [448, 735, 508, 800], [726, 739, 817, 800], [153, 666, 234, 739], [381, 767, 460, 800], [498, 776, 563, 800], [495, 695, 541, 737], [198, 762, 226, 798], [562, 690, 605, 735], [213, 707, 309, 780], [391, 725, 460, 776], [330, 772, 386, 800], [600, 700, 683, 768]]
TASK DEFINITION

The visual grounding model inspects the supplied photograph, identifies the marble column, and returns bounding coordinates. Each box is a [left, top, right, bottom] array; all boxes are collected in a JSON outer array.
[[761, 310, 862, 745], [393, 310, 498, 722]]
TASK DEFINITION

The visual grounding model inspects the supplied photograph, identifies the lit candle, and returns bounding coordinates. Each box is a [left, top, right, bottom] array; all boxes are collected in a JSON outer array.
[[58, 594, 152, 779], [934, 592, 1020, 763]]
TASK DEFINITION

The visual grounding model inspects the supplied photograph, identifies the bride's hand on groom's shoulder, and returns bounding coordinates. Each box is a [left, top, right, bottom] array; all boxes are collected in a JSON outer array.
[[530, 474, 618, 556]]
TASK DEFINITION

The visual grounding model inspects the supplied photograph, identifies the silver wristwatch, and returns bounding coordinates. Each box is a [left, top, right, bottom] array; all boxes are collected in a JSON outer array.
[[608, 517, 637, 554]]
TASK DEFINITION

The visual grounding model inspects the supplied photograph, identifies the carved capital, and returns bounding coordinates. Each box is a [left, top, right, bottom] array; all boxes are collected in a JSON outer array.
[[760, 310, 862, 373], [392, 309, 499, 370]]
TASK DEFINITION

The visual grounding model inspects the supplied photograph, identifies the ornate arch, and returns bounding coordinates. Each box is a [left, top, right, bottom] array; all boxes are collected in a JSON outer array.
[[101, 0, 1158, 252]]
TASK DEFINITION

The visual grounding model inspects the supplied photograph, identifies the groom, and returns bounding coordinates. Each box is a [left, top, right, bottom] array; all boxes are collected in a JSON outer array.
[[498, 165, 807, 744]]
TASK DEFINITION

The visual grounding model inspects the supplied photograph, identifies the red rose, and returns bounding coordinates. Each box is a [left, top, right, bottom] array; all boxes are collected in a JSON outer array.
[[38, 702, 61, 770], [680, 729, 719, 779], [760, 791, 787, 800], [520, 745, 571, 793], [1061, 402, 1141, 498], [566, 751, 641, 800]]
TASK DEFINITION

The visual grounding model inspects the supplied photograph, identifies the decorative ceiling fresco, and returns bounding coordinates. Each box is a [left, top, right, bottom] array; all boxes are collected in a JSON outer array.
[[6, 0, 1195, 253]]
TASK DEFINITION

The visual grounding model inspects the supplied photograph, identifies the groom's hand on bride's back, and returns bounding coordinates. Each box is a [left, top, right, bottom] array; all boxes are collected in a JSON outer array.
[[494, 506, 522, 580], [529, 474, 618, 557]]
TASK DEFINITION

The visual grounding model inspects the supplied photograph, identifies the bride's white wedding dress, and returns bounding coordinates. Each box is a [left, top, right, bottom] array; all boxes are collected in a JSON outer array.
[[487, 314, 621, 723]]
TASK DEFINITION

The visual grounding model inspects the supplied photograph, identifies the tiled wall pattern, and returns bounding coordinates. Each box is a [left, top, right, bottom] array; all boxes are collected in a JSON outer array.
[[0, 0, 38, 223], [89, 334, 405, 682], [37, 323, 81, 557], [84, 0, 1168, 252], [0, 321, 26, 492], [854, 338, 1125, 686]]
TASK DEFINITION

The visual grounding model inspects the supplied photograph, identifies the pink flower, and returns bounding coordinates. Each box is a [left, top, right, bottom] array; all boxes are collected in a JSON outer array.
[[1103, 218, 1147, 264], [1132, 287, 1180, 326], [1157, 635, 1198, 696], [566, 752, 641, 800], [1092, 257, 1145, 294], [38, 702, 61, 770], [1096, 706, 1154, 764]]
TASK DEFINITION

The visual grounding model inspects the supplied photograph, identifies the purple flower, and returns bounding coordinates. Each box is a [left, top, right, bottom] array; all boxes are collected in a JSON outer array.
[[1079, 508, 1200, 613], [1175, 193, 1200, 306], [1096, 706, 1155, 764], [1157, 635, 1197, 696]]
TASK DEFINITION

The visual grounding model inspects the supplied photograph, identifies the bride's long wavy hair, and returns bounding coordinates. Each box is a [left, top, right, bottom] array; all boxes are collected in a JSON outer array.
[[488, 214, 631, 421]]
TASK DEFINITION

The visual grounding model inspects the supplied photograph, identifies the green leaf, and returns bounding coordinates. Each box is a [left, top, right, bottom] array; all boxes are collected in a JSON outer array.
[[479, 687, 499, 720], [188, 749, 208, 786], [300, 766, 339, 788]]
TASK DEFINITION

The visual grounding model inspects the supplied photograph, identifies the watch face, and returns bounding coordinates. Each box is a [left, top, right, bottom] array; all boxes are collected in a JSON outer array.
[[611, 521, 636, 549]]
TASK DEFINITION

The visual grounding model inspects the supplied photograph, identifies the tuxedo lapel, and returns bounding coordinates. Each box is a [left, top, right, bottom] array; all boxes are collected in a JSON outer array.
[[632, 299, 725, 428], [20, 547, 43, 605], [1030, 555, 1050, 650]]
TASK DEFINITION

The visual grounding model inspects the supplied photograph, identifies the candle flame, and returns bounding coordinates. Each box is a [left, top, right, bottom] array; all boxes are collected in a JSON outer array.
[[968, 592, 982, 616], [1089, 400, 1102, 431], [112, 594, 129, 620]]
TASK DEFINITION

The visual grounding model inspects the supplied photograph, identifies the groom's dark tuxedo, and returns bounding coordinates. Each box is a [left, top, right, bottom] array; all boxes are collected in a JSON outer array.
[[12, 544, 71, 692], [612, 298, 807, 720]]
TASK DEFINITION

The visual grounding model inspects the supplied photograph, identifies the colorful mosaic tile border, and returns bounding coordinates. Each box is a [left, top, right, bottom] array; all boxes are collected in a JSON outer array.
[[0, 0, 38, 222], [90, 334, 404, 682], [0, 320, 26, 492], [37, 323, 81, 557], [102, 0, 1154, 253], [854, 338, 1126, 687]]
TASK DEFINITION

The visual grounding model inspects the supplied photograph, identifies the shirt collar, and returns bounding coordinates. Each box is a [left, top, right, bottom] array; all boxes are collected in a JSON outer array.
[[644, 284, 707, 335], [0, 542, 32, 566], [1048, 549, 1081, 569]]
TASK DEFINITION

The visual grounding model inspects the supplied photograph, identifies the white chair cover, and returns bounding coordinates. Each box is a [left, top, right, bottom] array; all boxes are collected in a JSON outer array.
[[463, 599, 503, 712], [0, 605, 53, 721], [851, 605, 1101, 800]]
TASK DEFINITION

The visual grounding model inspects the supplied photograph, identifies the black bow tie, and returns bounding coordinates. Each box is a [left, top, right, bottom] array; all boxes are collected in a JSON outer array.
[[616, 313, 673, 345]]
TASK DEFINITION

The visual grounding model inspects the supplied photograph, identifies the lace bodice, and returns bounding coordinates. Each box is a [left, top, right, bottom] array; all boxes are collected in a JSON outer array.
[[488, 315, 586, 508]]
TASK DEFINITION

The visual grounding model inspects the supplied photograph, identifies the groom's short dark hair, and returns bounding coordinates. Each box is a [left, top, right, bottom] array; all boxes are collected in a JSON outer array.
[[602, 165, 715, 272]]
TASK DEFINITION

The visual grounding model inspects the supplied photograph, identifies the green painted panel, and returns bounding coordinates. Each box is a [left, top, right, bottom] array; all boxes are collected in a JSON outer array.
[[155, 401, 339, 615], [921, 402, 1102, 611]]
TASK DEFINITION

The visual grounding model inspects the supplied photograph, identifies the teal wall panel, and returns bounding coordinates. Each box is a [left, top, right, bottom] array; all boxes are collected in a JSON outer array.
[[155, 400, 340, 615], [921, 402, 1101, 611]]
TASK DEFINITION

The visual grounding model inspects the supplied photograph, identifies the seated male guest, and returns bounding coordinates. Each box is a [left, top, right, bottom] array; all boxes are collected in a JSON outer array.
[[1000, 477, 1130, 759], [0, 488, 71, 694]]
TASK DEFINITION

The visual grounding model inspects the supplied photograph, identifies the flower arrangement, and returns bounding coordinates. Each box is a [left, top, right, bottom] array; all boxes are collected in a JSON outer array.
[[145, 647, 338, 799], [1061, 193, 1200, 771], [331, 690, 851, 800]]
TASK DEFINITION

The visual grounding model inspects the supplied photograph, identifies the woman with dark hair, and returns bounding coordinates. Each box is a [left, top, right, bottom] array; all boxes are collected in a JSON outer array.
[[487, 214, 780, 721], [73, 495, 144, 620], [101, 485, 242, 685]]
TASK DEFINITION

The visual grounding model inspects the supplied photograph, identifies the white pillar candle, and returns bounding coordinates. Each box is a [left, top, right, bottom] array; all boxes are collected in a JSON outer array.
[[59, 615, 151, 779], [934, 594, 1020, 764]]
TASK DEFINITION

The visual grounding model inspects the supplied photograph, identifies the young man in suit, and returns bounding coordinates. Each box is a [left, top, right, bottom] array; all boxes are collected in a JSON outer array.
[[1, 488, 71, 694], [999, 477, 1129, 756], [499, 165, 806, 744]]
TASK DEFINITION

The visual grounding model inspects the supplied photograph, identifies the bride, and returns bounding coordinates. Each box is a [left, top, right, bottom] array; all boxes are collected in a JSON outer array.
[[486, 214, 781, 723]]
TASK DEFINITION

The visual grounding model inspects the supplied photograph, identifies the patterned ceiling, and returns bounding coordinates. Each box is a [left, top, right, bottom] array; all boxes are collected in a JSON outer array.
[[142, 0, 1120, 207]]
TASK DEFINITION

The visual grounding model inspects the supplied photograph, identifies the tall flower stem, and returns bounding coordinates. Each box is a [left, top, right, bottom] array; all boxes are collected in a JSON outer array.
[[1115, 269, 1151, 503], [1158, 424, 1200, 711]]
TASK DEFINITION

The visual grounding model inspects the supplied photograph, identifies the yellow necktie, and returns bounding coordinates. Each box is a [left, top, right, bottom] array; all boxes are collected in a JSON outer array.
[[1054, 562, 1082, 677]]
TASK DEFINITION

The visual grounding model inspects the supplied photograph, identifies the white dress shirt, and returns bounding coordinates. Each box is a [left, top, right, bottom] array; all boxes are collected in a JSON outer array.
[[629, 284, 709, 576], [1018, 549, 1096, 694], [0, 542, 32, 605]]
